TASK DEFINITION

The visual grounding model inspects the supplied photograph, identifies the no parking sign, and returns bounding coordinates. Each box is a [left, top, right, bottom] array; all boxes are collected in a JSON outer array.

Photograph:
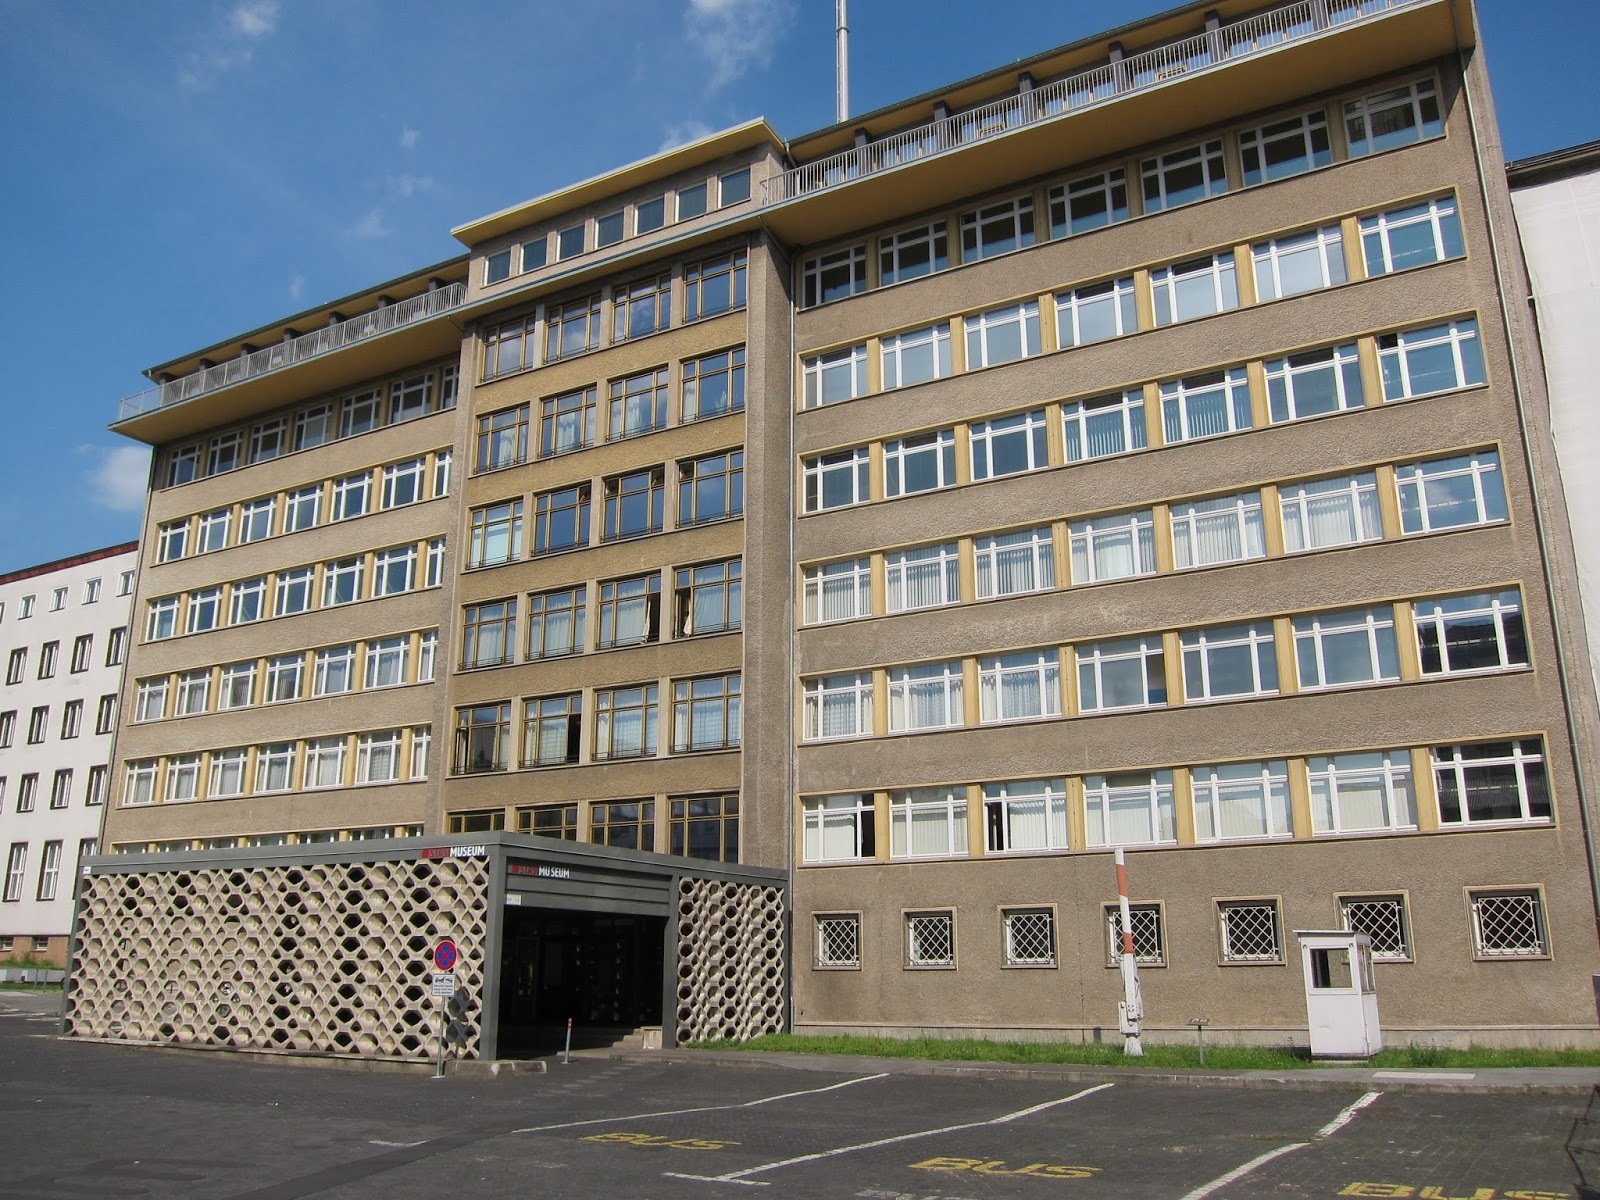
[[433, 937, 458, 972]]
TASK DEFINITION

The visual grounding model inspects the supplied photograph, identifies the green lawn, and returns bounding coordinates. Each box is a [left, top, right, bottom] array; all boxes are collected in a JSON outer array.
[[693, 1033, 1600, 1070]]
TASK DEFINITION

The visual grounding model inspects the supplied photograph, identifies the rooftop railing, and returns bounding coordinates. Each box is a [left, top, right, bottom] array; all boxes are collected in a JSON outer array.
[[115, 282, 467, 423], [763, 0, 1425, 206]]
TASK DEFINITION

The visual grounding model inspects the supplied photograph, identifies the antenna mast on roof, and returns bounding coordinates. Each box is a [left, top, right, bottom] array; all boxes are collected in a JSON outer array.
[[835, 0, 850, 123]]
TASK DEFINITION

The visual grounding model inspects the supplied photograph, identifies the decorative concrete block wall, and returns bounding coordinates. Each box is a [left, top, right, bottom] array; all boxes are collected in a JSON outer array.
[[674, 877, 786, 1044]]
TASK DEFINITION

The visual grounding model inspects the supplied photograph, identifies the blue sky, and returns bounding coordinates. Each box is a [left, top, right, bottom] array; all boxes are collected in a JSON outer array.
[[0, 0, 1592, 575]]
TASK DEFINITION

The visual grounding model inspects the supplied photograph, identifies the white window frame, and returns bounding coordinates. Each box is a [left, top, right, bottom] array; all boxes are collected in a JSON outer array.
[[802, 558, 871, 624], [801, 244, 867, 308], [1062, 390, 1146, 463], [1055, 276, 1138, 348], [1191, 761, 1293, 843], [1361, 196, 1464, 276], [1047, 167, 1128, 236], [284, 485, 322, 533], [1170, 492, 1266, 569], [984, 778, 1070, 854], [313, 645, 357, 696], [878, 221, 947, 286], [356, 731, 403, 784], [1238, 109, 1331, 186], [331, 472, 371, 521], [1293, 606, 1400, 691], [802, 344, 868, 409], [322, 557, 366, 607], [1002, 908, 1057, 968], [889, 787, 969, 859], [1340, 894, 1412, 962], [802, 674, 874, 742], [1180, 622, 1279, 702], [1068, 511, 1158, 584], [884, 543, 960, 614], [802, 794, 875, 863], [906, 911, 956, 968], [304, 737, 347, 789], [264, 655, 304, 703], [275, 567, 313, 616], [372, 545, 418, 598], [134, 679, 168, 723], [880, 324, 952, 390], [1308, 750, 1418, 835], [174, 669, 210, 717], [1252, 225, 1347, 302], [1468, 889, 1549, 959], [1280, 472, 1383, 553], [1414, 589, 1528, 677], [1266, 344, 1365, 423], [229, 577, 267, 625], [1085, 771, 1176, 848], [814, 913, 862, 967], [1151, 253, 1240, 326], [960, 195, 1035, 262], [978, 649, 1061, 724], [964, 301, 1040, 369], [969, 409, 1048, 481], [801, 448, 871, 514], [1076, 637, 1168, 714], [208, 749, 248, 798], [217, 662, 257, 711], [196, 509, 230, 554], [156, 520, 189, 563], [974, 527, 1055, 599], [381, 458, 427, 509], [884, 429, 957, 498], [1140, 140, 1226, 212], [1396, 452, 1506, 535], [1434, 739, 1551, 827], [1218, 900, 1284, 964], [1160, 367, 1252, 443], [164, 755, 200, 802], [238, 497, 275, 544], [364, 636, 411, 689], [1344, 78, 1442, 158], [185, 588, 220, 634], [886, 661, 965, 732], [123, 762, 158, 807], [1378, 319, 1485, 400]]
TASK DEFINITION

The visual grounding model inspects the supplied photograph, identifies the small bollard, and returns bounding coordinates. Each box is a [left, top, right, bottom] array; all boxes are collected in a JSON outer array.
[[563, 1016, 573, 1065], [1188, 1016, 1211, 1066]]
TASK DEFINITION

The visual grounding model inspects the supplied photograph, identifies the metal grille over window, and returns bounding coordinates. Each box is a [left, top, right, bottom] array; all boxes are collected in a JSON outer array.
[[907, 912, 955, 967], [1220, 901, 1281, 962], [1004, 909, 1056, 966], [1471, 891, 1547, 958], [816, 914, 861, 967], [1107, 905, 1164, 966], [1341, 896, 1410, 961]]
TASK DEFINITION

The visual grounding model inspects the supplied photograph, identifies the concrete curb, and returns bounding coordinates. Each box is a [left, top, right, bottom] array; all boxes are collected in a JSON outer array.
[[606, 1047, 1600, 1094]]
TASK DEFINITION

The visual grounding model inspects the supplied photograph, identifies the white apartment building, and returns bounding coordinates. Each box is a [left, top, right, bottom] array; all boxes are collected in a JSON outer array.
[[0, 543, 138, 964]]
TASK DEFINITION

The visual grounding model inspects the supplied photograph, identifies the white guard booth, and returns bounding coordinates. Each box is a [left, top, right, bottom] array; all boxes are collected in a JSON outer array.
[[1295, 929, 1382, 1058]]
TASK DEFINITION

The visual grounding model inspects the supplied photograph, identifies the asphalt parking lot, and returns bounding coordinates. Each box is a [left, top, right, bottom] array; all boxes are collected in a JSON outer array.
[[0, 997, 1586, 1199]]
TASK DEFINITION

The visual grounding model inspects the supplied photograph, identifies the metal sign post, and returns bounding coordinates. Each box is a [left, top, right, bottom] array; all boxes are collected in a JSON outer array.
[[1114, 848, 1144, 1057], [431, 971, 457, 1078]]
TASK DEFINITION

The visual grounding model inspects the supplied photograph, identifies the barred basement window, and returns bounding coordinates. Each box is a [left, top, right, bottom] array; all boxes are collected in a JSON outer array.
[[1003, 908, 1056, 967], [1218, 900, 1283, 963], [1469, 889, 1548, 959], [1340, 894, 1411, 962], [1106, 903, 1165, 966], [906, 911, 955, 968], [815, 913, 861, 968]]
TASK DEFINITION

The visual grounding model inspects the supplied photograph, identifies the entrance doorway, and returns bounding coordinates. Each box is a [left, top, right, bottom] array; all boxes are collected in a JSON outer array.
[[497, 906, 666, 1057]]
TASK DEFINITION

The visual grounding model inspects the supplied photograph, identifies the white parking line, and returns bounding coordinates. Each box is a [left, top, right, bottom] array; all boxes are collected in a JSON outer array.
[[665, 1082, 1115, 1187], [1176, 1090, 1383, 1200], [511, 1072, 889, 1135]]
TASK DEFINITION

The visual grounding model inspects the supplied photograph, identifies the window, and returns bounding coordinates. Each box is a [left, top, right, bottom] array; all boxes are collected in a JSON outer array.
[[321, 557, 365, 607], [803, 673, 873, 741], [718, 167, 750, 206], [37, 641, 58, 679], [156, 519, 190, 563], [233, 496, 276, 545], [802, 448, 870, 513], [803, 795, 875, 863], [1048, 168, 1128, 236], [68, 634, 92, 675], [263, 654, 303, 704], [331, 472, 371, 522], [484, 316, 538, 379], [106, 627, 127, 666], [884, 543, 960, 613], [1344, 79, 1442, 157], [880, 324, 952, 390], [1362, 196, 1464, 275], [94, 695, 115, 734], [556, 222, 585, 259], [540, 387, 597, 458], [1435, 739, 1550, 825], [1396, 451, 1507, 534], [164, 754, 200, 802], [1294, 606, 1400, 691], [886, 661, 964, 732], [1182, 622, 1279, 703], [463, 600, 517, 669], [379, 459, 425, 511], [1237, 110, 1331, 186], [964, 301, 1040, 368], [890, 787, 968, 858], [26, 707, 47, 744], [0, 711, 11, 747], [682, 347, 745, 421], [593, 685, 659, 760], [978, 650, 1061, 724], [1055, 276, 1138, 348], [528, 586, 586, 659], [1252, 225, 1347, 301], [895, 912, 955, 970], [802, 344, 868, 409], [124, 761, 158, 806], [455, 703, 511, 773], [672, 673, 741, 752], [1341, 895, 1411, 962], [1161, 367, 1252, 443], [970, 410, 1047, 480], [612, 275, 672, 344], [960, 196, 1034, 262], [1107, 903, 1166, 967], [607, 368, 668, 441], [50, 588, 64, 611], [974, 526, 1054, 599], [984, 778, 1069, 854], [4, 650, 21, 684], [519, 803, 580, 841], [3, 845, 26, 902], [1003, 909, 1056, 967], [522, 694, 581, 767], [312, 644, 357, 696], [1171, 492, 1266, 569], [1192, 761, 1292, 842], [59, 699, 82, 741], [1469, 890, 1548, 959], [222, 577, 266, 628], [18, 595, 34, 619], [678, 450, 743, 525], [370, 545, 417, 598], [883, 430, 956, 497], [815, 913, 861, 968], [1069, 511, 1157, 584], [1379, 319, 1485, 399], [1278, 472, 1380, 553], [1219, 900, 1283, 963], [294, 405, 333, 451], [246, 743, 293, 793], [249, 418, 286, 463], [186, 587, 222, 633], [484, 248, 513, 283], [208, 431, 242, 475], [389, 374, 431, 424], [447, 810, 506, 835], [521, 237, 548, 271], [878, 222, 947, 286], [677, 181, 708, 220], [1415, 589, 1528, 677], [274, 567, 313, 617], [675, 559, 741, 636], [636, 197, 667, 236], [301, 737, 346, 789], [173, 669, 210, 717], [1309, 750, 1417, 834], [84, 578, 102, 604], [340, 390, 382, 437], [669, 794, 739, 862], [355, 731, 403, 784], [364, 637, 410, 689], [214, 661, 255, 711], [545, 294, 602, 361], [602, 468, 664, 540], [281, 484, 321, 534], [684, 251, 747, 320], [1141, 140, 1226, 211], [1151, 253, 1240, 326], [597, 574, 661, 649], [595, 209, 624, 248], [802, 245, 866, 307], [1077, 637, 1167, 712], [802, 558, 871, 625], [475, 406, 530, 475], [205, 748, 246, 798], [469, 500, 524, 568], [17, 775, 38, 812], [417, 632, 438, 682], [167, 444, 200, 486], [1266, 344, 1364, 423], [85, 766, 106, 807]]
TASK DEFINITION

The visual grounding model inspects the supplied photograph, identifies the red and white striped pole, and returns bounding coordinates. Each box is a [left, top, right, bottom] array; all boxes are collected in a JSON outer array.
[[1115, 848, 1144, 1056]]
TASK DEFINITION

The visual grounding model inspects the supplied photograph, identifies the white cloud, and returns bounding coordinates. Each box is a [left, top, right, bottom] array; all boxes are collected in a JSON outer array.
[[386, 172, 435, 200], [229, 0, 280, 38], [400, 127, 420, 151], [659, 121, 715, 153], [288, 272, 305, 302], [179, 0, 280, 87], [685, 0, 791, 90], [83, 446, 151, 514], [350, 207, 389, 239]]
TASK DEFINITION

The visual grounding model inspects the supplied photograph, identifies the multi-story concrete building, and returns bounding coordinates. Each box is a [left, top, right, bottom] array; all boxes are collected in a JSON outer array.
[[69, 0, 1600, 1058], [0, 543, 136, 964]]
